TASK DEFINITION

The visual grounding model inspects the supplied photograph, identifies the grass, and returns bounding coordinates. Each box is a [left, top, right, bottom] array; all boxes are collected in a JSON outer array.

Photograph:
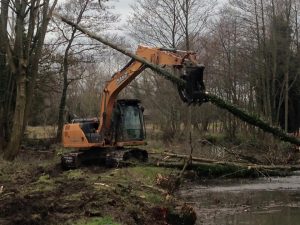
[[95, 166, 176, 207], [37, 174, 51, 183], [26, 174, 56, 193], [139, 191, 164, 204], [75, 217, 120, 225], [25, 126, 56, 139], [127, 166, 173, 184], [65, 169, 85, 180], [100, 166, 175, 187]]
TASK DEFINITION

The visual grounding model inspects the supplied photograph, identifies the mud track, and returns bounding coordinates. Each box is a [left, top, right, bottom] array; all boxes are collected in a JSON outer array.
[[0, 153, 168, 225]]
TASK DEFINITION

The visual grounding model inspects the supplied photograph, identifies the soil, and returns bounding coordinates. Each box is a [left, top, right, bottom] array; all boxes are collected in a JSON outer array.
[[0, 151, 171, 225]]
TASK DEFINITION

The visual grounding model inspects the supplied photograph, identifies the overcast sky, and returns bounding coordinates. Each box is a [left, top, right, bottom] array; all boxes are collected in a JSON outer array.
[[110, 0, 135, 23]]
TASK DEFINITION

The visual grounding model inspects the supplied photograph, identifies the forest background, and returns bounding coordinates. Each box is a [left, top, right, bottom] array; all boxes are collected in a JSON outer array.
[[0, 0, 299, 160]]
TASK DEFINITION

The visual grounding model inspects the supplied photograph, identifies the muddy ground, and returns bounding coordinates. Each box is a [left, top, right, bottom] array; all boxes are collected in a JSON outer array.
[[1, 146, 300, 225], [0, 151, 181, 225]]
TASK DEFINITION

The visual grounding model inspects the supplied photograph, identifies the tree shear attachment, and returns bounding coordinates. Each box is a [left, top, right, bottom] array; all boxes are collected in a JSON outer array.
[[178, 65, 207, 104]]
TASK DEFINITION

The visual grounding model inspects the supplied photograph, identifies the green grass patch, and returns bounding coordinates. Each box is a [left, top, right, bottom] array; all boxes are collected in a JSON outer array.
[[37, 174, 51, 183], [64, 192, 83, 201], [75, 216, 120, 225], [65, 169, 85, 180], [102, 166, 174, 186], [128, 166, 172, 183], [137, 191, 163, 204], [25, 174, 56, 193]]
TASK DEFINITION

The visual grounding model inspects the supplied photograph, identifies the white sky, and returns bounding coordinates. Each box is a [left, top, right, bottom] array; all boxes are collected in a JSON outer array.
[[110, 0, 135, 23]]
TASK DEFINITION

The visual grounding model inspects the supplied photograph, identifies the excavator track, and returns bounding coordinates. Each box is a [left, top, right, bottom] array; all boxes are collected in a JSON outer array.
[[61, 148, 148, 169]]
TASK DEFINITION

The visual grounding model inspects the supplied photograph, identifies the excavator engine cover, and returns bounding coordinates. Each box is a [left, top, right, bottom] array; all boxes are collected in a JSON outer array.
[[178, 65, 206, 104]]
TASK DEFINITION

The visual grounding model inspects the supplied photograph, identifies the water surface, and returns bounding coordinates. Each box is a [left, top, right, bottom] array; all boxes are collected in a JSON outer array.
[[179, 174, 300, 225]]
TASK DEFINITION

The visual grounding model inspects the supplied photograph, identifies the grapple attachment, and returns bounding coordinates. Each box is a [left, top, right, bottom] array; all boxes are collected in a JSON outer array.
[[178, 65, 207, 104]]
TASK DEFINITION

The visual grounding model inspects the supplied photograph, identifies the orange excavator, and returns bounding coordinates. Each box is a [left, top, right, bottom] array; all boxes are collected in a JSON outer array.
[[61, 45, 206, 168]]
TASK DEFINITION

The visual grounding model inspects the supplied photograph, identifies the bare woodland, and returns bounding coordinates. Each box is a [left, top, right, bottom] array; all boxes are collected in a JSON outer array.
[[0, 0, 300, 160]]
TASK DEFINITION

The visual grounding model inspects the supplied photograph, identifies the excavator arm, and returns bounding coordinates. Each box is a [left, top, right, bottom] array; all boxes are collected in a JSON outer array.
[[98, 45, 205, 134], [62, 45, 205, 149]]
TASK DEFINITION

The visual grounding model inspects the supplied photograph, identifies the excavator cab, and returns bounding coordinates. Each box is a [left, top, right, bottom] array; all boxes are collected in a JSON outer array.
[[110, 99, 146, 143]]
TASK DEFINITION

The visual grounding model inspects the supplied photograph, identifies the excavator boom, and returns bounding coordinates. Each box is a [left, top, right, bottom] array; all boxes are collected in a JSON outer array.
[[98, 45, 203, 133]]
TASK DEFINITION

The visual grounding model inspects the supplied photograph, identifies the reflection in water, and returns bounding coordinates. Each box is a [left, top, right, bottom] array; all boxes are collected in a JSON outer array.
[[220, 207, 300, 225], [179, 175, 300, 225]]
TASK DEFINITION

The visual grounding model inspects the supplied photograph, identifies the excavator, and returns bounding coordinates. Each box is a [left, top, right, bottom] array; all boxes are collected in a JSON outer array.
[[61, 45, 206, 168]]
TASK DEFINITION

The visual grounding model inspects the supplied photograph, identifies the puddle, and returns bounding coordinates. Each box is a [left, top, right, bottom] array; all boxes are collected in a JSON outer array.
[[179, 174, 300, 225]]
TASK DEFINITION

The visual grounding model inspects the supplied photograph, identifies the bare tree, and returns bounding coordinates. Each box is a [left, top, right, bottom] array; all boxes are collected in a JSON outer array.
[[126, 0, 216, 140], [51, 0, 119, 141], [128, 0, 181, 48], [0, 0, 57, 160]]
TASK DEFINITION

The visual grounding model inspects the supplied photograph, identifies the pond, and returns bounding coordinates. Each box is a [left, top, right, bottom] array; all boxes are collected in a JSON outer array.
[[179, 173, 300, 225]]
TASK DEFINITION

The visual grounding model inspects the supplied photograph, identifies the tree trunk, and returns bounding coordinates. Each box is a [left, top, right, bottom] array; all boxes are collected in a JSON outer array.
[[23, 0, 58, 131], [284, 2, 292, 132], [3, 0, 27, 160], [2, 0, 57, 160], [0, 0, 10, 151], [0, 48, 7, 152], [55, 34, 74, 141], [3, 70, 26, 160], [270, 0, 277, 123], [56, 68, 69, 141], [284, 71, 289, 132], [0, 107, 4, 152], [55, 0, 89, 142]]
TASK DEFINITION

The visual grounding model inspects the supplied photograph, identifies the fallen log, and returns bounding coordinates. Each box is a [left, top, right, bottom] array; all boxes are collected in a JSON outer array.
[[53, 13, 300, 146], [161, 152, 218, 163], [150, 161, 294, 178], [160, 151, 300, 171]]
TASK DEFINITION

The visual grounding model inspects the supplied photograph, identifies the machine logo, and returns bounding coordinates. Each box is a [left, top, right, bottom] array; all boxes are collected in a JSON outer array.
[[116, 72, 129, 85]]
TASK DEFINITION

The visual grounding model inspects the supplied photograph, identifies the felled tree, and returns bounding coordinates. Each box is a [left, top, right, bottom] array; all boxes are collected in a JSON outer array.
[[53, 13, 300, 146]]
